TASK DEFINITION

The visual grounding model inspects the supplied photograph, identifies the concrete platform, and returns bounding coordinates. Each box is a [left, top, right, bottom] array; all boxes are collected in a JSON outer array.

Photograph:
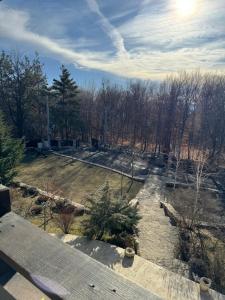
[[53, 234, 225, 300]]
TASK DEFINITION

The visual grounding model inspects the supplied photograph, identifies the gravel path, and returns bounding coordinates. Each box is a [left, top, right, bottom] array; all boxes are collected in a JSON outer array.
[[137, 172, 188, 275]]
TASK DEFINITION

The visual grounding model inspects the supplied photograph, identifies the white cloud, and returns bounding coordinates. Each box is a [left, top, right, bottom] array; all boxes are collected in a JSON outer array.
[[86, 0, 128, 57], [0, 6, 109, 69], [0, 2, 224, 80]]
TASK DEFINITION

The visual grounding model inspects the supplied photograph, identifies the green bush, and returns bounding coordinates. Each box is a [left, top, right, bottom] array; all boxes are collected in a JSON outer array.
[[0, 112, 24, 185], [83, 181, 141, 241]]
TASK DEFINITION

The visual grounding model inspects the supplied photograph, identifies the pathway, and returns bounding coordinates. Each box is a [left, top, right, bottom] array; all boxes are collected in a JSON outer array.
[[136, 172, 188, 275]]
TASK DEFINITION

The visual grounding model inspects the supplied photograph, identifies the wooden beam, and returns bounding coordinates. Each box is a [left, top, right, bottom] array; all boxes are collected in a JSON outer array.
[[0, 212, 160, 300], [0, 185, 11, 217], [0, 285, 16, 300]]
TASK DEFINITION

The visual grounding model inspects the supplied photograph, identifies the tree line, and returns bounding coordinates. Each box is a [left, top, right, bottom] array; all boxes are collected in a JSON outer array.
[[0, 51, 225, 161]]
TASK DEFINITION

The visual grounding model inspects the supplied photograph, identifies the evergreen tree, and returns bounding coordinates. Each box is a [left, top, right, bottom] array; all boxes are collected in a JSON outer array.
[[0, 112, 24, 185], [84, 181, 141, 240], [52, 65, 80, 139]]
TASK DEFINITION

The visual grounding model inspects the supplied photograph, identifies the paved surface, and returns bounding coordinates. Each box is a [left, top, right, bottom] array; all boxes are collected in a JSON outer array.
[[53, 234, 225, 300], [136, 172, 188, 275]]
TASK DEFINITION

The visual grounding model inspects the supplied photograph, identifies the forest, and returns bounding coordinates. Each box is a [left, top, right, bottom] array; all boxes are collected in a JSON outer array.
[[0, 51, 225, 163]]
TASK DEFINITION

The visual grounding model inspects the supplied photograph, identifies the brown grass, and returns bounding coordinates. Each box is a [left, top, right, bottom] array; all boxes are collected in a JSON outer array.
[[165, 187, 225, 224], [11, 187, 88, 235], [16, 154, 143, 204]]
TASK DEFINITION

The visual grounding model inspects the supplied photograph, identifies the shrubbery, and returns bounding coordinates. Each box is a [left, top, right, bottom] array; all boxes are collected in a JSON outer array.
[[83, 181, 141, 243], [0, 112, 24, 185]]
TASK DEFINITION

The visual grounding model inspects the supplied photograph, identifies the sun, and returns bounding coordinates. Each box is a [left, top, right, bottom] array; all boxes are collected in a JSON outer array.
[[176, 0, 197, 17]]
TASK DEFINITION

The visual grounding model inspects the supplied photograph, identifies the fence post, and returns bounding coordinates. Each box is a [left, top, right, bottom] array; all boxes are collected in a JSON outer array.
[[0, 185, 11, 217]]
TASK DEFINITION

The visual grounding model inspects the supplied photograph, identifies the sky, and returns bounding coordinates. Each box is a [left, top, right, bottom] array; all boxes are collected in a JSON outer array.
[[0, 0, 225, 86]]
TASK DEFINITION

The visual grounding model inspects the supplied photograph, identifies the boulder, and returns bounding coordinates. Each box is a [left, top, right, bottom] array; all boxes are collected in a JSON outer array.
[[30, 205, 42, 216], [70, 202, 85, 215], [35, 195, 49, 205], [51, 198, 67, 213], [26, 186, 38, 196]]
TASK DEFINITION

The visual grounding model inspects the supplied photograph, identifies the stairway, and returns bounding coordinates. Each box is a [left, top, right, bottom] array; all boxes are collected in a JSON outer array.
[[137, 173, 188, 276]]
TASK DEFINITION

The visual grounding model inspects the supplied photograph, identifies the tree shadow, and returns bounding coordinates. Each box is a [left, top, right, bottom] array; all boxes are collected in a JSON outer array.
[[67, 236, 123, 269]]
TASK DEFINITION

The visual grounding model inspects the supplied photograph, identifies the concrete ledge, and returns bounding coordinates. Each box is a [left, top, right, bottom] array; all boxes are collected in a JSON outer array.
[[53, 234, 225, 300]]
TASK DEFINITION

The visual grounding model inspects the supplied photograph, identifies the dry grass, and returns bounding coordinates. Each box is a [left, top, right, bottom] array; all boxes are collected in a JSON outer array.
[[165, 187, 225, 224], [11, 188, 88, 235], [166, 186, 225, 293], [13, 153, 142, 235], [16, 153, 143, 204], [30, 214, 88, 235]]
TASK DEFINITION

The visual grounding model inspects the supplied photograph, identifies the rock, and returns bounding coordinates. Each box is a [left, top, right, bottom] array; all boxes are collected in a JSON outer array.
[[70, 202, 85, 215], [26, 186, 38, 196], [15, 180, 88, 216], [30, 205, 42, 215], [129, 199, 139, 208], [51, 199, 67, 213], [35, 195, 49, 205], [16, 182, 38, 196]]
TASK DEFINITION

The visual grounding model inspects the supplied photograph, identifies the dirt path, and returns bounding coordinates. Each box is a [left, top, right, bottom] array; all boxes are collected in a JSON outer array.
[[137, 172, 188, 275]]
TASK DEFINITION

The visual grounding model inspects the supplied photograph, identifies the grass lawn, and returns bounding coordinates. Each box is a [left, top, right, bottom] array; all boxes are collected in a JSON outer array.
[[16, 153, 143, 205], [13, 153, 143, 235]]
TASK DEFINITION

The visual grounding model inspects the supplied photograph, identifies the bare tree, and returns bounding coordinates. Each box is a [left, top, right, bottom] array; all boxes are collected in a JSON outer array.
[[55, 211, 75, 234]]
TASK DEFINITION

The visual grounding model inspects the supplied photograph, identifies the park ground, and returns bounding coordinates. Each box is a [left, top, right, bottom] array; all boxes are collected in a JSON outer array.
[[12, 152, 142, 235], [16, 153, 142, 203]]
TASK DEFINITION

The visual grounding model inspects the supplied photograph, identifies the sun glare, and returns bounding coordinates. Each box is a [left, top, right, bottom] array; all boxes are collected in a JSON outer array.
[[176, 0, 197, 17]]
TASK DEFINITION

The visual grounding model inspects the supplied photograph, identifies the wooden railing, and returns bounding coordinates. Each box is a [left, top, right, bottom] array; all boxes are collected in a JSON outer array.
[[0, 185, 160, 300]]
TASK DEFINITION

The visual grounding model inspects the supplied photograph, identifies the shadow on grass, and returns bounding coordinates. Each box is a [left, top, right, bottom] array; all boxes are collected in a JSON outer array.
[[22, 150, 47, 164]]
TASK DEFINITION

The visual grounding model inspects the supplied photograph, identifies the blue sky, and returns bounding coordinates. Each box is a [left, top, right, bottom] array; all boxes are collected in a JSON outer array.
[[0, 0, 225, 86]]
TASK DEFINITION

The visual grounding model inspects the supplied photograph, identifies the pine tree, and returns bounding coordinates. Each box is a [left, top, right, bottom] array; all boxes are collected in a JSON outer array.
[[84, 181, 141, 240], [52, 65, 80, 139], [0, 112, 24, 185]]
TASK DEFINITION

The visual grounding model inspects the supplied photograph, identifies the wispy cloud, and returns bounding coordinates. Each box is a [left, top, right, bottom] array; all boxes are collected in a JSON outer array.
[[0, 1, 225, 80], [0, 5, 132, 76], [0, 5, 107, 69], [85, 0, 128, 57]]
